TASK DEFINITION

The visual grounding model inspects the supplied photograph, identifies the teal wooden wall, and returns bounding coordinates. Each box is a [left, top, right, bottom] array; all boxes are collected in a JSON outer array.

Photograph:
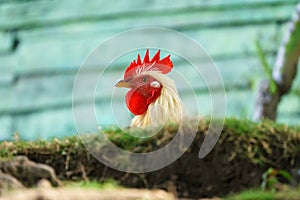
[[0, 0, 299, 140]]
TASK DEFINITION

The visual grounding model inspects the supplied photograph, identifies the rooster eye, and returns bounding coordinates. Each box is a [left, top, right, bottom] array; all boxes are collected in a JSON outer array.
[[141, 77, 147, 82]]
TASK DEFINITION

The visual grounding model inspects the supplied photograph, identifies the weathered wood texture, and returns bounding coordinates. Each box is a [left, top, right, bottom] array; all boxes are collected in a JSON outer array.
[[0, 0, 299, 140]]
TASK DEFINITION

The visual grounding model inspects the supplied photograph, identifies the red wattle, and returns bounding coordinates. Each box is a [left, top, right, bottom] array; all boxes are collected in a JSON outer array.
[[126, 90, 148, 115], [125, 87, 161, 116]]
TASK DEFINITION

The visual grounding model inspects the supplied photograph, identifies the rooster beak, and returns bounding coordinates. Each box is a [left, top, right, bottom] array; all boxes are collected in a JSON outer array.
[[115, 80, 131, 88]]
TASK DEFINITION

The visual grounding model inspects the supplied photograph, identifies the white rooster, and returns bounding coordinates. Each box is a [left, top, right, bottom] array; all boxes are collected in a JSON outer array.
[[115, 49, 183, 127]]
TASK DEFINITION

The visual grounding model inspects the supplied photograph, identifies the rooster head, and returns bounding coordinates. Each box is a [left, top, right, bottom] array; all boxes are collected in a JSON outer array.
[[115, 49, 173, 116]]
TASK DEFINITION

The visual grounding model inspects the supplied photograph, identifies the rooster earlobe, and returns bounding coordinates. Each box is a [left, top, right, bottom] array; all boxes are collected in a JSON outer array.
[[143, 49, 150, 63]]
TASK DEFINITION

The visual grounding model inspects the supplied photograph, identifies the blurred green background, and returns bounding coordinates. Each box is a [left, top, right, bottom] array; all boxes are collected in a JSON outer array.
[[0, 0, 299, 140]]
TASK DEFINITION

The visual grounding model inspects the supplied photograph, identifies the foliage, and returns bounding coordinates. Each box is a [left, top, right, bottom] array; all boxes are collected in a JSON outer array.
[[254, 39, 277, 94], [226, 187, 300, 200], [226, 190, 274, 200], [261, 168, 293, 192]]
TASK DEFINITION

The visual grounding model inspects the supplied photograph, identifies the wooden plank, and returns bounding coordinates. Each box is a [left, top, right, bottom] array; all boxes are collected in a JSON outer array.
[[0, 72, 122, 115], [225, 90, 255, 119], [186, 89, 300, 122], [0, 0, 296, 30], [0, 54, 17, 69], [173, 56, 266, 91], [13, 3, 295, 35], [15, 31, 111, 73], [6, 74, 76, 115], [0, 85, 13, 112], [0, 56, 268, 115], [7, 89, 255, 140], [0, 71, 14, 86], [14, 23, 282, 74], [186, 89, 256, 119], [185, 23, 282, 59], [277, 116, 300, 126], [11, 103, 128, 140], [278, 93, 300, 116], [12, 107, 77, 140], [0, 32, 12, 53], [0, 0, 296, 7], [0, 116, 12, 141], [0, 54, 17, 86], [2, 53, 298, 117]]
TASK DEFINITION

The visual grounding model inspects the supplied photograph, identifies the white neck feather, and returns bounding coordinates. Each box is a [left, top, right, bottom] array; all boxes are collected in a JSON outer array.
[[130, 71, 182, 128]]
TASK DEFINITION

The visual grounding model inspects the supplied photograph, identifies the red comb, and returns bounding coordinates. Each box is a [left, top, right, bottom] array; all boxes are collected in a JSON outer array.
[[124, 49, 173, 79]]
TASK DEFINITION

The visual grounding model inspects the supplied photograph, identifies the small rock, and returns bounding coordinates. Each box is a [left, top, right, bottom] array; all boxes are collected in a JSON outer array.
[[0, 171, 24, 195], [37, 179, 52, 189], [0, 156, 62, 187]]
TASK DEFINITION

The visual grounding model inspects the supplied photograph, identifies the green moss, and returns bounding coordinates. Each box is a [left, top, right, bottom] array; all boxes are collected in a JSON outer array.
[[0, 117, 299, 166], [222, 118, 300, 165], [0, 135, 83, 158]]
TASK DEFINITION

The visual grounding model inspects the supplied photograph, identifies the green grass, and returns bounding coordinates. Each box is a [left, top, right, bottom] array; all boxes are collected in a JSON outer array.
[[226, 190, 274, 200], [64, 179, 121, 190], [226, 187, 300, 200]]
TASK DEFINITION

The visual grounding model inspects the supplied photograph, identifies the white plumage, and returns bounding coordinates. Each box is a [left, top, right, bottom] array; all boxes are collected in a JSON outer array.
[[130, 71, 183, 127]]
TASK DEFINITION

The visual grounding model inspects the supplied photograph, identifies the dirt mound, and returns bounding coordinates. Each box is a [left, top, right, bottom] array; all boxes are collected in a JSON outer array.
[[1, 119, 300, 198]]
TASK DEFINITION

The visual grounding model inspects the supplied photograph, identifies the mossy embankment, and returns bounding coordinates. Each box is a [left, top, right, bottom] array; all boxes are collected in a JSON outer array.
[[0, 118, 300, 198]]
